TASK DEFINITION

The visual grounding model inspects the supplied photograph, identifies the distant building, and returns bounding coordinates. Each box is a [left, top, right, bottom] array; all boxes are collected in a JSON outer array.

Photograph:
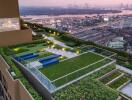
[[123, 17, 132, 28], [49, 19, 57, 29], [107, 37, 125, 49]]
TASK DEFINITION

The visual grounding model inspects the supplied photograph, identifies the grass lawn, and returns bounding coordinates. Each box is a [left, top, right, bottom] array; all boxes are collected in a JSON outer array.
[[13, 43, 47, 56], [40, 52, 105, 81], [52, 58, 111, 87]]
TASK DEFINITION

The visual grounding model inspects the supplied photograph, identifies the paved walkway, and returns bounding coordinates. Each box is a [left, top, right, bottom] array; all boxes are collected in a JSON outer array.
[[43, 35, 72, 48], [120, 82, 132, 98], [116, 65, 132, 75], [45, 48, 77, 58]]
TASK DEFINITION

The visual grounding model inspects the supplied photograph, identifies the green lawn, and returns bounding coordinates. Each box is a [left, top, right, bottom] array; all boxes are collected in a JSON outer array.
[[13, 43, 49, 56], [52, 59, 111, 87], [40, 52, 105, 80]]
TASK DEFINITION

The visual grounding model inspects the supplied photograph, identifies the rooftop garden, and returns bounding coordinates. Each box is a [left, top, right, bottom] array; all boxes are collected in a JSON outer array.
[[39, 51, 112, 87], [0, 39, 53, 100], [25, 22, 132, 66], [53, 64, 121, 99], [40, 52, 104, 80], [54, 77, 119, 100], [0, 36, 80, 99], [52, 62, 122, 99], [16, 22, 132, 99]]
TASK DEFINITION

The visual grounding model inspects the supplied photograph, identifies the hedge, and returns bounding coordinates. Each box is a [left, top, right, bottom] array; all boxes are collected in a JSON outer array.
[[54, 78, 119, 100]]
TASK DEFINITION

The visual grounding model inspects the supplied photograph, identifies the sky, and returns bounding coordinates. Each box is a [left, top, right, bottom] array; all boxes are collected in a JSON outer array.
[[19, 0, 132, 7]]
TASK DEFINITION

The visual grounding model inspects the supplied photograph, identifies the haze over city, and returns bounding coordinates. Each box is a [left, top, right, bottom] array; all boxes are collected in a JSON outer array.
[[19, 0, 132, 7]]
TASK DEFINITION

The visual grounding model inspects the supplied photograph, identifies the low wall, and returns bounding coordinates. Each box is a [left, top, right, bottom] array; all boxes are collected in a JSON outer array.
[[0, 55, 33, 100]]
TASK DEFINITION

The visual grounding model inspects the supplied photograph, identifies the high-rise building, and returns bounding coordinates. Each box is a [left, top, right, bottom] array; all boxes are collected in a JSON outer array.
[[0, 0, 34, 100], [0, 0, 32, 47]]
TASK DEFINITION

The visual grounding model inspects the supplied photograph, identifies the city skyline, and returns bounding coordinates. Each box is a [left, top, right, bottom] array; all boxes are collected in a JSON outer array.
[[19, 0, 132, 7]]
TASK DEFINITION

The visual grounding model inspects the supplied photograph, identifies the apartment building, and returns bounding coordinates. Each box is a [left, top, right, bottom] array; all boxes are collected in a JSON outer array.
[[0, 0, 32, 47], [0, 0, 34, 100]]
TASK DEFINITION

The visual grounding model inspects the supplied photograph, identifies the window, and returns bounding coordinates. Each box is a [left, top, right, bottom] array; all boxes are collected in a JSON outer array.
[[0, 18, 20, 32]]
